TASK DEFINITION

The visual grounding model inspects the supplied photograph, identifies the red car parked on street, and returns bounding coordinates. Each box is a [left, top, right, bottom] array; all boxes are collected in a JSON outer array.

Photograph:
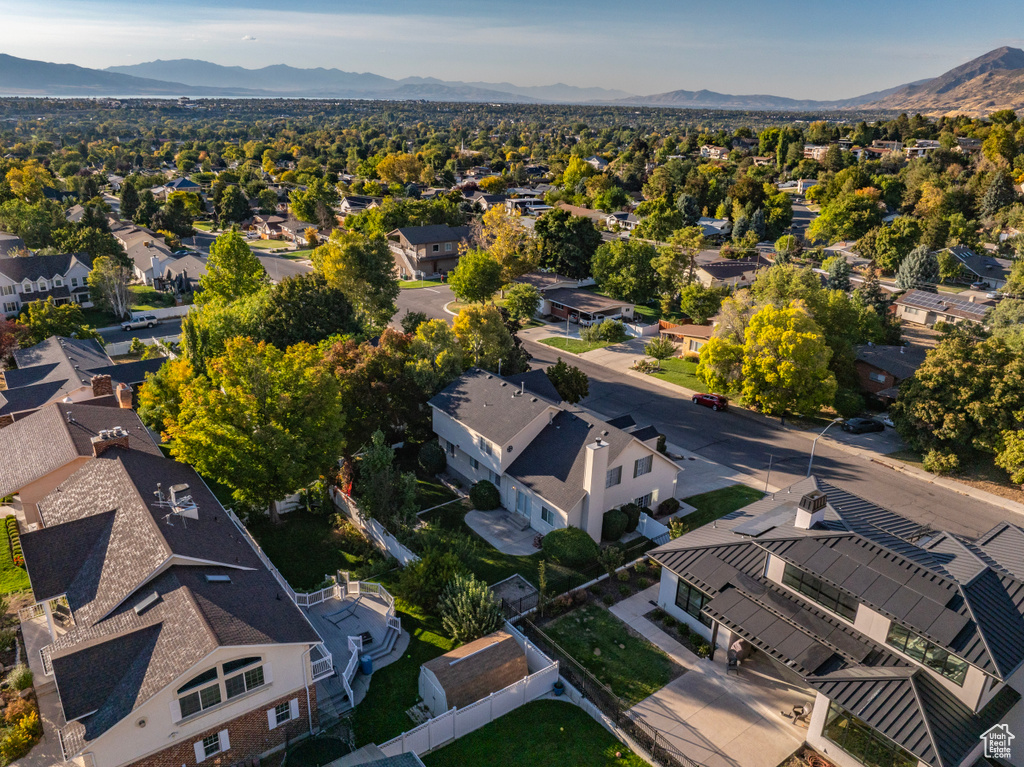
[[692, 393, 728, 411]]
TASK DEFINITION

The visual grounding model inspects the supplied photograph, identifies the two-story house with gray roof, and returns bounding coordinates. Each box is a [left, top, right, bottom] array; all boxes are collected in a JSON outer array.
[[651, 476, 1024, 767], [0, 252, 94, 317], [387, 225, 471, 279], [429, 369, 680, 541], [19, 444, 332, 767]]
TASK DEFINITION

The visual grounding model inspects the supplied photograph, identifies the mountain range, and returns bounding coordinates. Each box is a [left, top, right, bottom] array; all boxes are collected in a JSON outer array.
[[0, 48, 1022, 113]]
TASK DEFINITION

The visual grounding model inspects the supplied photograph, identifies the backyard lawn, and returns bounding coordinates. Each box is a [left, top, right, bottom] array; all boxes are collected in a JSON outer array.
[[421, 699, 649, 767], [539, 336, 612, 355], [129, 284, 175, 310], [674, 485, 765, 534], [0, 528, 30, 595], [543, 604, 679, 705], [650, 357, 705, 392], [400, 280, 444, 289]]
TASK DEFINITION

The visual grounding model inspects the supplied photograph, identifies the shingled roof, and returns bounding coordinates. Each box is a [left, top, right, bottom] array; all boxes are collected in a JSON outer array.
[[22, 448, 320, 753], [0, 252, 91, 282]]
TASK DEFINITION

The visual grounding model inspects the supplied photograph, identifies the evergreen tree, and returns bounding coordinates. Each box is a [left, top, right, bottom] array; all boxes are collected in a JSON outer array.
[[823, 255, 852, 292], [980, 171, 1016, 218], [749, 208, 766, 241], [895, 245, 939, 290], [854, 268, 891, 317], [120, 182, 140, 222], [676, 193, 701, 226]]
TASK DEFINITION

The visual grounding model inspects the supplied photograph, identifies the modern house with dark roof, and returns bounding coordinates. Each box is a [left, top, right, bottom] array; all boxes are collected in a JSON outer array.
[[0, 336, 163, 425], [650, 476, 1024, 767], [0, 252, 94, 317], [694, 253, 772, 288], [387, 225, 471, 279], [539, 287, 635, 324], [18, 444, 332, 767], [942, 245, 1012, 290], [894, 290, 993, 328], [429, 369, 679, 541], [854, 344, 929, 403]]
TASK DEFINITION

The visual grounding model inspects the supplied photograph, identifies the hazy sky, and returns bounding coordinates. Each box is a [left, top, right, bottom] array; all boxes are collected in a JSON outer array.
[[4, 0, 1024, 98]]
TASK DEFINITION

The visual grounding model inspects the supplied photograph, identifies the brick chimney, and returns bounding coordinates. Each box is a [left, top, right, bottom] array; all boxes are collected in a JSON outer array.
[[91, 374, 113, 398], [116, 383, 133, 409], [91, 426, 129, 457]]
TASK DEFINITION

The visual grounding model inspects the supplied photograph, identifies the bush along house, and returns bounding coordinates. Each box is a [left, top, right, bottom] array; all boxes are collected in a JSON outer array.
[[17, 444, 333, 767], [650, 476, 1024, 767], [429, 368, 680, 542]]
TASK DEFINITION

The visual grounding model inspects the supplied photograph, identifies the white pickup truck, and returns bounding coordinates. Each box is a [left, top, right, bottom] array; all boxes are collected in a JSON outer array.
[[121, 315, 160, 331]]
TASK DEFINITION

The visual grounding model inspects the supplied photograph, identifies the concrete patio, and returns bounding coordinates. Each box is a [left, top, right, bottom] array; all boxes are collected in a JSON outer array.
[[612, 586, 809, 767], [465, 509, 538, 555]]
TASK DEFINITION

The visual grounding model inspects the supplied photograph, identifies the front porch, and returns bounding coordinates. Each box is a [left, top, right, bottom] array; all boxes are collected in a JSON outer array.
[[465, 508, 538, 556]]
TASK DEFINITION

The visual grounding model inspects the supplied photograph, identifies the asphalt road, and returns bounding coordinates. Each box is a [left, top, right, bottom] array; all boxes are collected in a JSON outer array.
[[523, 338, 1012, 540], [98, 317, 183, 344], [394, 284, 455, 328]]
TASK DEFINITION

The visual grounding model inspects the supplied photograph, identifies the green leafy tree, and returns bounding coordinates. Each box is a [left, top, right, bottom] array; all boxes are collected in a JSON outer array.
[[448, 249, 503, 304], [808, 191, 884, 244], [400, 310, 428, 334], [452, 304, 515, 373], [696, 336, 744, 393], [645, 336, 676, 362], [534, 207, 602, 278], [503, 282, 541, 322], [936, 249, 964, 283], [134, 190, 160, 227], [169, 338, 345, 521], [438, 574, 503, 643], [981, 171, 1017, 218], [893, 335, 1024, 459], [198, 230, 268, 305], [652, 226, 706, 297], [996, 430, 1024, 484], [546, 357, 590, 403], [357, 430, 419, 530], [258, 188, 280, 214], [774, 234, 801, 263], [740, 303, 837, 416], [409, 319, 465, 391], [311, 231, 399, 330], [0, 199, 66, 249], [822, 255, 852, 291], [678, 283, 728, 324], [676, 193, 701, 226], [151, 195, 194, 239], [592, 239, 660, 303], [261, 273, 360, 347], [894, 245, 939, 290], [217, 184, 250, 224], [19, 297, 100, 344], [137, 358, 195, 436], [289, 177, 340, 229], [635, 196, 685, 241], [87, 256, 133, 319]]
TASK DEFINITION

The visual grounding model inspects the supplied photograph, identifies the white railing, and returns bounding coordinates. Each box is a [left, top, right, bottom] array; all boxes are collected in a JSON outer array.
[[387, 615, 402, 633], [341, 635, 363, 705], [294, 582, 342, 608], [330, 488, 420, 565], [225, 508, 298, 602], [378, 661, 560, 757], [40, 644, 53, 676], [18, 603, 44, 623], [310, 644, 334, 682], [638, 512, 671, 545]]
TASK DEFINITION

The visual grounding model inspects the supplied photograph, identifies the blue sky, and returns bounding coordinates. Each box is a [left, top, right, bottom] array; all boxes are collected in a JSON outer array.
[[5, 0, 1024, 97]]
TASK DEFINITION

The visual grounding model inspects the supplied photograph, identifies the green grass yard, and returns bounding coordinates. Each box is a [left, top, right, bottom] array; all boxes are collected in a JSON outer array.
[[400, 280, 444, 289], [129, 284, 176, 310], [675, 485, 765, 534], [0, 525, 30, 595], [650, 357, 705, 392], [539, 336, 613, 355], [543, 604, 679, 705], [421, 699, 649, 767]]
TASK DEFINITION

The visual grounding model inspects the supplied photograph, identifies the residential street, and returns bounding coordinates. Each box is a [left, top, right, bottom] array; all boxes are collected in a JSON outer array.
[[394, 284, 455, 327], [523, 338, 1014, 540], [97, 317, 183, 344]]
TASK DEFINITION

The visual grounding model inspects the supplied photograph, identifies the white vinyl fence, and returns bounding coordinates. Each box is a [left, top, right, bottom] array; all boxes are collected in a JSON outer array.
[[379, 661, 559, 757], [331, 487, 420, 565]]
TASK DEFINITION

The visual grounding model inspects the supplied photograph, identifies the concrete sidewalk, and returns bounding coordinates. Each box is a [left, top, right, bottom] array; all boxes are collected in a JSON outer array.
[[611, 587, 807, 767]]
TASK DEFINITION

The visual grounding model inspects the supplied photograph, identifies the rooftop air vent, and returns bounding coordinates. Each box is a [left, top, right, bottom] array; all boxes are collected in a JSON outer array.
[[134, 592, 159, 615]]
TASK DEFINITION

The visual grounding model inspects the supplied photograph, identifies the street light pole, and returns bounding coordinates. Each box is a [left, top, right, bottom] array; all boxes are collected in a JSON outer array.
[[807, 419, 843, 477]]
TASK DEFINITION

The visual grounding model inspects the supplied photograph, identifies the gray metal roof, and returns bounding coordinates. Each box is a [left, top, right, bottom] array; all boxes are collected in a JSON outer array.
[[809, 667, 1020, 767], [429, 368, 556, 447]]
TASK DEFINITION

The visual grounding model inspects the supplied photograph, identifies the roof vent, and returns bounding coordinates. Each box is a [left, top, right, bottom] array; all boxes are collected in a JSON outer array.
[[134, 592, 159, 615]]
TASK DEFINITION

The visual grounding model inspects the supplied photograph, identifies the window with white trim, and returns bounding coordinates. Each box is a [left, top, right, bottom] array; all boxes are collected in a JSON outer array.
[[193, 730, 230, 763], [224, 660, 265, 699], [177, 668, 221, 718], [268, 699, 301, 730], [3, 302, 17, 314], [868, 372, 887, 384], [175, 657, 267, 721], [477, 435, 492, 456], [541, 507, 554, 525], [605, 466, 622, 488], [70, 277, 79, 287], [0, 285, 13, 296], [489, 470, 501, 486], [201, 735, 220, 759], [633, 455, 653, 478], [635, 493, 653, 509], [53, 277, 63, 287], [21, 280, 30, 293], [37, 280, 46, 292], [469, 457, 479, 470], [445, 242, 453, 252]]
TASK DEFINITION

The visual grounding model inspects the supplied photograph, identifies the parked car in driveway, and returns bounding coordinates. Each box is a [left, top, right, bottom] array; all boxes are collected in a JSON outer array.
[[692, 393, 728, 411], [879, 413, 895, 428], [842, 417, 884, 434], [121, 315, 160, 331]]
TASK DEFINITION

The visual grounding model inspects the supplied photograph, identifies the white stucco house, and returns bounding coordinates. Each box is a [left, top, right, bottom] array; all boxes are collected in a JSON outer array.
[[429, 369, 680, 542]]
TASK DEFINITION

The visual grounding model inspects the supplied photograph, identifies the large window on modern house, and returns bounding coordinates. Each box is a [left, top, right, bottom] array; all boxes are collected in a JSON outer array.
[[781, 564, 859, 622], [606, 466, 622, 488], [633, 455, 653, 478], [885, 623, 969, 685], [177, 668, 222, 718], [674, 579, 712, 627], [823, 702, 917, 767]]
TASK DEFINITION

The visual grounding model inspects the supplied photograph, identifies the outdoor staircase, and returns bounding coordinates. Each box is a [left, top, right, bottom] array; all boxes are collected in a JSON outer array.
[[365, 623, 400, 662], [317, 623, 400, 722]]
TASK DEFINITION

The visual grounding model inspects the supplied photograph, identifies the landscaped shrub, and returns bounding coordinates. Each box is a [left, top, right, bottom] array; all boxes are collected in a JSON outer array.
[[419, 441, 447, 476], [3, 699, 32, 726], [438, 573, 503, 643], [17, 710, 41, 738], [7, 665, 31, 691], [657, 498, 680, 517], [596, 319, 628, 343], [580, 324, 601, 344], [638, 577, 651, 589], [0, 630, 14, 653], [602, 594, 615, 605], [469, 480, 501, 510], [399, 550, 466, 610], [542, 527, 599, 568], [619, 584, 632, 596], [5, 518, 22, 568], [617, 570, 630, 582], [0, 726, 31, 763], [601, 509, 628, 541], [923, 449, 960, 475], [621, 503, 642, 534], [694, 641, 712, 659]]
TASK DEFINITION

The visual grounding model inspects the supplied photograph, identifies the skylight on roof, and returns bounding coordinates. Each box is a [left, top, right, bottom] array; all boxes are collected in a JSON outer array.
[[205, 574, 231, 583]]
